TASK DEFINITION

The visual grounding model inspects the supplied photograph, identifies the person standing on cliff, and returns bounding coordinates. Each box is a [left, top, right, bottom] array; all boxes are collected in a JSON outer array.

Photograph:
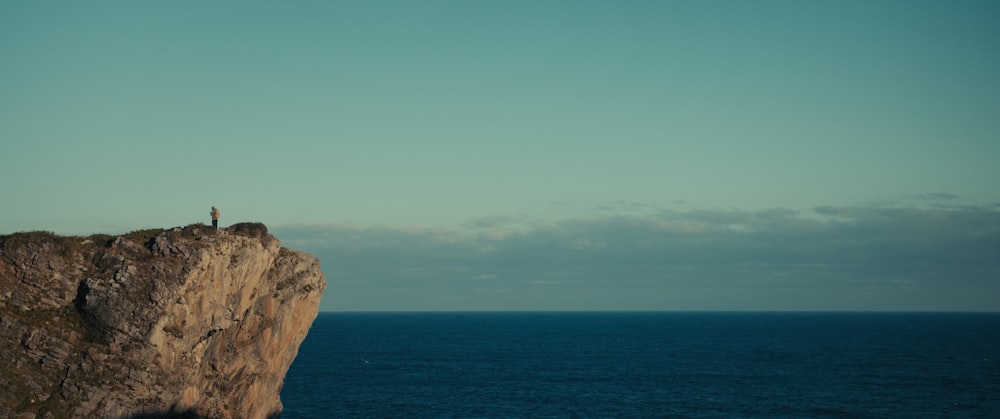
[[211, 206, 221, 230]]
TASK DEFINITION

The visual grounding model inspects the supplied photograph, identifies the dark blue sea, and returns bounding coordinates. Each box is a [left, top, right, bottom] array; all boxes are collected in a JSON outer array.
[[280, 312, 999, 418]]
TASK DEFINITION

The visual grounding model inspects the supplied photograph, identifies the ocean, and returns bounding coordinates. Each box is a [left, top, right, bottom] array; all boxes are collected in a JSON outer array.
[[280, 312, 999, 418]]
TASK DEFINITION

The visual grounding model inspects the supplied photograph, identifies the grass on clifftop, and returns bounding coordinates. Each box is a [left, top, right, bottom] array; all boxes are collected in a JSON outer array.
[[1, 222, 272, 255]]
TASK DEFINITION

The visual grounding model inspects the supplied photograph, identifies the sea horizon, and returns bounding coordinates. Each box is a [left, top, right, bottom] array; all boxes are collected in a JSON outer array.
[[283, 310, 1000, 417], [316, 309, 1000, 313]]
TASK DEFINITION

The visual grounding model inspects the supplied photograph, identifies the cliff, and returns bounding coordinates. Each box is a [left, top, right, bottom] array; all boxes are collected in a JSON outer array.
[[0, 223, 326, 419]]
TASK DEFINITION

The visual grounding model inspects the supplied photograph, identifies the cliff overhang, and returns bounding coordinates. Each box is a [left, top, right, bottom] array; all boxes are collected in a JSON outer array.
[[0, 223, 326, 418]]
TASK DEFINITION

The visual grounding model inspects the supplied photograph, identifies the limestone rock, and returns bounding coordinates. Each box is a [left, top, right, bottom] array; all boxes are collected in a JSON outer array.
[[0, 223, 326, 418]]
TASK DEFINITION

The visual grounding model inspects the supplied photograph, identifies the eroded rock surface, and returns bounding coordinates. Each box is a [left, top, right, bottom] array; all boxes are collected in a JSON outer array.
[[0, 223, 325, 418]]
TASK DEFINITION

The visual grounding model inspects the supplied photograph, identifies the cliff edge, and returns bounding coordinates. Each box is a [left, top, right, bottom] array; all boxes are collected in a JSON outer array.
[[0, 223, 326, 419]]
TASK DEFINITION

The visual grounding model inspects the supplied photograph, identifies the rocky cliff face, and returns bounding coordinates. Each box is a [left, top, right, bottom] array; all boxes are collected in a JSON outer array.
[[0, 223, 325, 419]]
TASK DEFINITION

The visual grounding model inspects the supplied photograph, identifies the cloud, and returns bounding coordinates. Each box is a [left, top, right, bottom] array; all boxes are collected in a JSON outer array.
[[273, 203, 1000, 311], [916, 192, 961, 201]]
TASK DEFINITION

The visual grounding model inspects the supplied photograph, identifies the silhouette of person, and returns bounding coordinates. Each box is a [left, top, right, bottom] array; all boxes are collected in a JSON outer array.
[[211, 206, 221, 230]]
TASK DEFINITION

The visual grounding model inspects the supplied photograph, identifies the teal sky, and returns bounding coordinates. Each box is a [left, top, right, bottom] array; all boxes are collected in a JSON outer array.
[[3, 1, 999, 311]]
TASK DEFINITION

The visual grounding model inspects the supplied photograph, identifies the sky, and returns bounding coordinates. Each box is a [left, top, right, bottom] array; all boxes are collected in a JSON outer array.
[[2, 1, 999, 311]]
